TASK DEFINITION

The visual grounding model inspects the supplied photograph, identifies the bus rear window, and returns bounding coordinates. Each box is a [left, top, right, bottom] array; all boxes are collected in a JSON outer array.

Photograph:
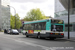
[[51, 19, 63, 24]]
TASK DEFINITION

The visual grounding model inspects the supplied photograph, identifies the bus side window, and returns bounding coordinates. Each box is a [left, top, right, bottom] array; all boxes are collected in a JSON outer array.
[[41, 22, 46, 30], [34, 23, 38, 30], [38, 23, 42, 30], [31, 24, 35, 30]]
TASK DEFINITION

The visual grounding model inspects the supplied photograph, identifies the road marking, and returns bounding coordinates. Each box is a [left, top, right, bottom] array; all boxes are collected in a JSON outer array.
[[74, 40, 75, 41], [65, 41, 70, 43], [0, 36, 54, 50]]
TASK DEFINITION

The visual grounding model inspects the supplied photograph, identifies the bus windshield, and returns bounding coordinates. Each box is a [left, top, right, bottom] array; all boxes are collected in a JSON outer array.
[[51, 19, 63, 24]]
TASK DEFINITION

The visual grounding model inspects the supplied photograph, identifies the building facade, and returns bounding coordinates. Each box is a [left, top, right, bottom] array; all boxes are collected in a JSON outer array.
[[0, 0, 10, 30], [55, 0, 65, 13], [0, 0, 1, 30], [55, 0, 75, 37]]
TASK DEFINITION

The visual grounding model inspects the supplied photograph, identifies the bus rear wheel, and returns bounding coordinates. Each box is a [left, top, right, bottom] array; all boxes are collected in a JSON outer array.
[[37, 35, 41, 39]]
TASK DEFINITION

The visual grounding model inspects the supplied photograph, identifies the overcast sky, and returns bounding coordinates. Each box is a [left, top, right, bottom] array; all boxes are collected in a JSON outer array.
[[10, 0, 54, 19]]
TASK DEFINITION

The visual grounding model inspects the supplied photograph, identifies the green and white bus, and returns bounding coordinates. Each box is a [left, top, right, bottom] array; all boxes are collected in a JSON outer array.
[[22, 19, 65, 40]]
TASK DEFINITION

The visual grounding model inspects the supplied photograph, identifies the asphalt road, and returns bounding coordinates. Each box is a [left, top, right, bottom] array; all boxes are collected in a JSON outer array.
[[0, 32, 75, 50]]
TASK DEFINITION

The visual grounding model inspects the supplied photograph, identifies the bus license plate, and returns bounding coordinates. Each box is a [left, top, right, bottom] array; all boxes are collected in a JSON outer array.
[[55, 33, 58, 35]]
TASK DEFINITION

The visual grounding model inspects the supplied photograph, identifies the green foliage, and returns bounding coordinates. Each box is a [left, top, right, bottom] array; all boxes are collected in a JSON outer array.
[[10, 14, 15, 29], [24, 8, 48, 21], [10, 14, 22, 29]]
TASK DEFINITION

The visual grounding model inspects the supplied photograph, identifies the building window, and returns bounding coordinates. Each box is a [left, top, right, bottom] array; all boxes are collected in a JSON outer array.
[[73, 0, 75, 8], [65, 24, 73, 32], [73, 23, 75, 31]]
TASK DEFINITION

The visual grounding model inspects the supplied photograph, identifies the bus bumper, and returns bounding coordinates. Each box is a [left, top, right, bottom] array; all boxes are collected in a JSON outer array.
[[45, 33, 64, 38]]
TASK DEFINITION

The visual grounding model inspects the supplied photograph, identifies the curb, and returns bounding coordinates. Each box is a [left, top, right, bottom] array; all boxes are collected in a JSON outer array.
[[58, 38, 75, 42], [66, 39, 75, 42]]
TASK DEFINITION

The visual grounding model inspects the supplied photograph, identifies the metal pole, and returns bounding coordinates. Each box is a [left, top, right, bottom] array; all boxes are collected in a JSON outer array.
[[68, 0, 70, 39], [7, 5, 16, 29]]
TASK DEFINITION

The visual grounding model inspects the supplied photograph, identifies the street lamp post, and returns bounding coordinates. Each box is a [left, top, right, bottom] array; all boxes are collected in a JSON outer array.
[[7, 5, 16, 29], [68, 0, 70, 39]]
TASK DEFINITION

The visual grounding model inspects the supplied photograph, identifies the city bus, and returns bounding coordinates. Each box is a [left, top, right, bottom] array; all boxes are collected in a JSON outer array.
[[22, 19, 65, 40]]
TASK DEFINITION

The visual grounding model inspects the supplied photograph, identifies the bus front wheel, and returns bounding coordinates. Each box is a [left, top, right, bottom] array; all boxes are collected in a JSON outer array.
[[26, 34, 29, 37]]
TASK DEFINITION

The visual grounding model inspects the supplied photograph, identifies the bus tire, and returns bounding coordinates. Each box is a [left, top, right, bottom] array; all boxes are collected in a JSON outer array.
[[26, 33, 29, 37], [25, 32, 27, 35], [26, 35, 29, 37], [37, 35, 41, 39]]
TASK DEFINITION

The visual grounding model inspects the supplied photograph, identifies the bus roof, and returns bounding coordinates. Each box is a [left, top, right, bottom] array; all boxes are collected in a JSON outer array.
[[24, 19, 49, 24], [23, 18, 63, 24]]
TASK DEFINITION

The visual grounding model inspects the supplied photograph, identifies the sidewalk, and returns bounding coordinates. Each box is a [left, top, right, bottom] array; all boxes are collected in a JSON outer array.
[[0, 32, 4, 33], [63, 37, 75, 41]]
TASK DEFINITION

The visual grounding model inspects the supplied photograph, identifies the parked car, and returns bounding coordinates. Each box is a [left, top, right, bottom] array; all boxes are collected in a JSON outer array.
[[7, 29, 11, 34], [4, 29, 7, 34], [10, 29, 19, 35], [17, 29, 22, 33]]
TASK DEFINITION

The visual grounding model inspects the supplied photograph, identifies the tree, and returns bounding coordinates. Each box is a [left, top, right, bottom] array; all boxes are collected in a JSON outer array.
[[10, 14, 15, 29], [10, 14, 22, 29], [24, 8, 48, 21]]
